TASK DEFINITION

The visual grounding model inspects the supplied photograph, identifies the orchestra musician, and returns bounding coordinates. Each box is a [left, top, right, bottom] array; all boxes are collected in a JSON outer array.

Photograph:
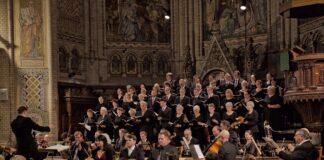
[[182, 129, 200, 157], [218, 130, 238, 160], [275, 129, 319, 160], [11, 106, 51, 160], [114, 129, 128, 152], [137, 130, 153, 157], [220, 120, 240, 146], [150, 130, 179, 160], [70, 131, 91, 160], [119, 134, 145, 160], [92, 135, 115, 160], [241, 130, 258, 157]]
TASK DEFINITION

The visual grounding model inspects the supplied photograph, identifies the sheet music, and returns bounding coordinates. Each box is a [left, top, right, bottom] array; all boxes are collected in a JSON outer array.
[[46, 144, 70, 152], [193, 145, 204, 159]]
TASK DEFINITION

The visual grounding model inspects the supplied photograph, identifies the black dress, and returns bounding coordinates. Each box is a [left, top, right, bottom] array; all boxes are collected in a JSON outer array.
[[222, 111, 238, 124], [84, 116, 97, 142], [172, 113, 189, 146], [190, 115, 207, 149]]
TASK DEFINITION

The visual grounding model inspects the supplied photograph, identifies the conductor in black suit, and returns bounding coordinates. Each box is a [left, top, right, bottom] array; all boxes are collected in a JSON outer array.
[[276, 129, 319, 160], [120, 134, 145, 160], [11, 106, 51, 160]]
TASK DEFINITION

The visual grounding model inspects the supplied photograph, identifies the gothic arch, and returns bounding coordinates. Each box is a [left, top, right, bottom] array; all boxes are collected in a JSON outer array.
[[312, 30, 324, 52], [110, 54, 122, 74], [142, 54, 152, 74], [157, 55, 169, 75], [126, 54, 137, 74], [58, 46, 69, 72], [70, 48, 81, 73]]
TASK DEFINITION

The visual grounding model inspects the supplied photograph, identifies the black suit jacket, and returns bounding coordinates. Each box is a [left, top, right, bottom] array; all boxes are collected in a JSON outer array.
[[189, 137, 200, 145], [278, 141, 319, 160], [11, 115, 50, 158], [158, 107, 172, 129], [120, 146, 145, 160], [219, 141, 237, 160], [148, 96, 161, 112], [150, 144, 179, 160]]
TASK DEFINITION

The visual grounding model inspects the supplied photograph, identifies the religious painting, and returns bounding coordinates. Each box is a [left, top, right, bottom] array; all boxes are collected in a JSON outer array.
[[58, 47, 69, 72], [71, 48, 81, 73], [203, 0, 267, 40], [19, 0, 43, 58], [105, 0, 171, 43]]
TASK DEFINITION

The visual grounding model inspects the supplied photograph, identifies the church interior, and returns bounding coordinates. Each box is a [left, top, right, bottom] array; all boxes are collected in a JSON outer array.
[[0, 0, 324, 159]]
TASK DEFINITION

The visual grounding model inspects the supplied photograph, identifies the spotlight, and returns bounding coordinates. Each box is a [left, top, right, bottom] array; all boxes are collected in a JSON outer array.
[[164, 15, 170, 20], [240, 0, 246, 10]]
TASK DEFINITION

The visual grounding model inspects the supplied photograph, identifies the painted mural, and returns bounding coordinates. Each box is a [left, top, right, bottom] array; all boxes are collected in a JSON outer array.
[[105, 0, 171, 43], [19, 0, 43, 58], [203, 0, 267, 40]]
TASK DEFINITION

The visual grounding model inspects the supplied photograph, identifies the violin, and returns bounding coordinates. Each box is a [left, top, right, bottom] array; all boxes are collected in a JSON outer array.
[[230, 116, 245, 128]]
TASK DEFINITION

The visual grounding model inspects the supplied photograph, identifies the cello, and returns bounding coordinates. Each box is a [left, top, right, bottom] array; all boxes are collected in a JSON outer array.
[[204, 135, 223, 155]]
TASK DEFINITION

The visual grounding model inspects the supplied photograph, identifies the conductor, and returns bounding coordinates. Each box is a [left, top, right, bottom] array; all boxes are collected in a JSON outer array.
[[11, 106, 51, 160]]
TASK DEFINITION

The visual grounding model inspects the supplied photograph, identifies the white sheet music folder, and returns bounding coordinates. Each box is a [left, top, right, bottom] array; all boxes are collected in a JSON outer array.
[[190, 144, 205, 159], [46, 144, 70, 152]]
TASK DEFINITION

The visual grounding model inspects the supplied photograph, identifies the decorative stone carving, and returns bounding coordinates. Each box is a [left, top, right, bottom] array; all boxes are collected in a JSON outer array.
[[18, 69, 48, 112], [126, 54, 137, 74], [142, 55, 152, 74], [110, 54, 122, 74]]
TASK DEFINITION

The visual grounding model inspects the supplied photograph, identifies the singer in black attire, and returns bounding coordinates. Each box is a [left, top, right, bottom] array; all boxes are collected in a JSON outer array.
[[11, 106, 51, 160]]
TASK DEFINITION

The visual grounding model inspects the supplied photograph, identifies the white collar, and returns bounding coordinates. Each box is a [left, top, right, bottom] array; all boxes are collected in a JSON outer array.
[[298, 139, 309, 146]]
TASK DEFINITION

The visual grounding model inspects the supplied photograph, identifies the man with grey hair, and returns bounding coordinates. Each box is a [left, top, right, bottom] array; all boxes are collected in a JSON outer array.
[[276, 129, 319, 160]]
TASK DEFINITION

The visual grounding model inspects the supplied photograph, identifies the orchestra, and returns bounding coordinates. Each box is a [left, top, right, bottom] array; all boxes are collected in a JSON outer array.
[[5, 71, 321, 160]]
